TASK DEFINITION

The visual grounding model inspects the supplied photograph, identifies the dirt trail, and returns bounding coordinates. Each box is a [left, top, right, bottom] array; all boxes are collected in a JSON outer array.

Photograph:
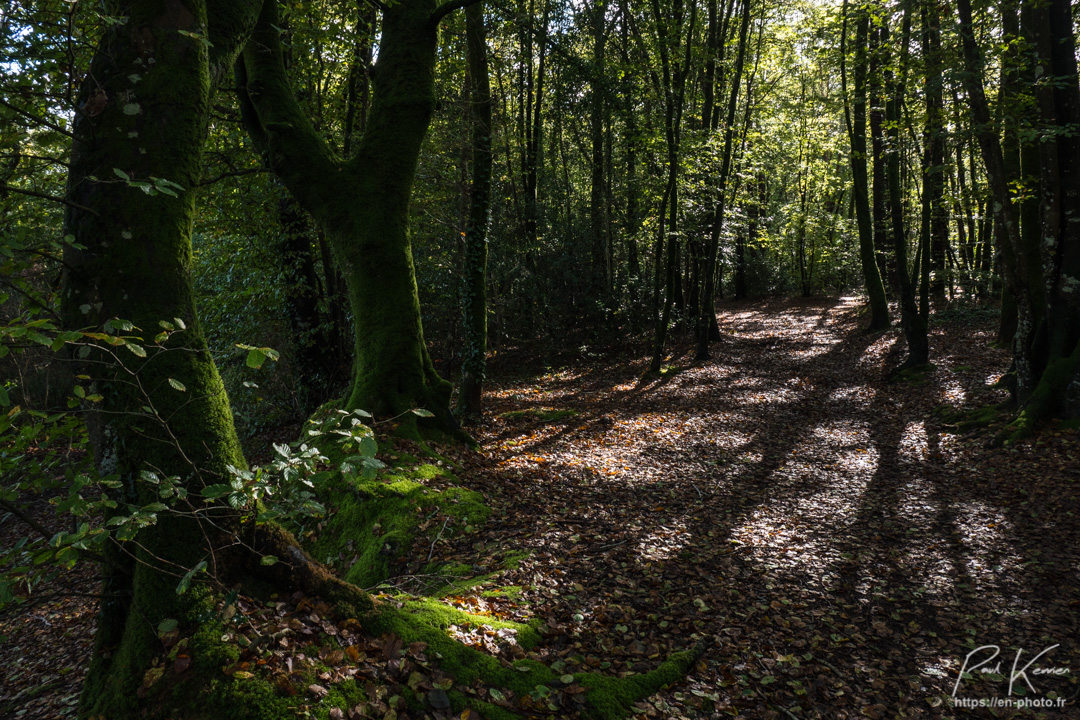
[[449, 297, 1080, 719]]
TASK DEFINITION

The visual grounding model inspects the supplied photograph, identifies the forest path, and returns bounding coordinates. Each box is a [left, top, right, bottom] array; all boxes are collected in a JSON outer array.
[[445, 297, 1080, 719]]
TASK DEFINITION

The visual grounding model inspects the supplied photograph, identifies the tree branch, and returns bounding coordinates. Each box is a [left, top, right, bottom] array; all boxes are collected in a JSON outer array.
[[429, 0, 486, 29], [197, 166, 265, 186], [237, 0, 341, 208], [0, 497, 108, 566], [0, 97, 78, 140], [0, 183, 100, 216]]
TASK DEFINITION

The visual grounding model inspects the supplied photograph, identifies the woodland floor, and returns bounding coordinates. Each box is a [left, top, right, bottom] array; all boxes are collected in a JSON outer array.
[[4, 296, 1080, 719]]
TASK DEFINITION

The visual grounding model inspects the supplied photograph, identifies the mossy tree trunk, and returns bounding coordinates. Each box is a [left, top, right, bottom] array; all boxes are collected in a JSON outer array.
[[457, 3, 492, 420], [62, 1, 259, 715], [1011, 0, 1080, 426], [239, 0, 466, 433]]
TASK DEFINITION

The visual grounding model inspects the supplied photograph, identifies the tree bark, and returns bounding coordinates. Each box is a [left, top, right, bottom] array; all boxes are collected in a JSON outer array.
[[649, 0, 697, 372], [62, 2, 260, 713], [885, 0, 928, 365], [589, 0, 609, 300], [696, 0, 751, 359]]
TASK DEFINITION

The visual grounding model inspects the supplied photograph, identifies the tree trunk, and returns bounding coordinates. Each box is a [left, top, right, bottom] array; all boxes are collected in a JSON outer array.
[[885, 0, 928, 365], [62, 2, 258, 713], [457, 3, 492, 420], [239, 0, 459, 433], [589, 0, 609, 300], [868, 20, 891, 293], [649, 0, 696, 372], [919, 2, 947, 298], [521, 0, 550, 262], [842, 0, 891, 331], [696, 0, 750, 359]]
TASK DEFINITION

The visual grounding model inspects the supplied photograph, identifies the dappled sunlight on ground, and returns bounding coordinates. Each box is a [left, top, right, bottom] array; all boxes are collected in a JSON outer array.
[[827, 384, 876, 403], [635, 519, 692, 562], [457, 297, 1077, 719], [940, 377, 968, 406], [899, 421, 930, 462]]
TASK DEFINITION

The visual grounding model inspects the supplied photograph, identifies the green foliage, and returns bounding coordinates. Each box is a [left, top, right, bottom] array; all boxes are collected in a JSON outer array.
[[0, 318, 379, 608], [190, 226, 319, 439]]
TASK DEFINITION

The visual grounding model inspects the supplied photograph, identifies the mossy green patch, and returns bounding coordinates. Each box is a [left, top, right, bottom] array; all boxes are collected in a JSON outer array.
[[481, 585, 523, 599], [499, 407, 579, 423], [934, 405, 1005, 434], [578, 645, 705, 720], [305, 462, 489, 590], [893, 363, 936, 385], [394, 596, 542, 648], [363, 601, 703, 719]]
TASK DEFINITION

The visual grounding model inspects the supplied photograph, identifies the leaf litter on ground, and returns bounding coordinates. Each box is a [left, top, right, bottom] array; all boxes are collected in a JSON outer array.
[[4, 297, 1079, 719]]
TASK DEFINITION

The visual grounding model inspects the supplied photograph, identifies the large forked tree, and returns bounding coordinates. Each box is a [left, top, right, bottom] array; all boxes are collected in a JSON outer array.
[[237, 0, 468, 433]]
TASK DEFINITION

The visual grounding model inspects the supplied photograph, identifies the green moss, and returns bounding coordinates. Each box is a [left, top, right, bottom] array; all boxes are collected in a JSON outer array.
[[306, 463, 490, 590], [196, 675, 296, 720], [934, 405, 1004, 433], [499, 408, 579, 423], [999, 352, 1080, 446], [358, 601, 705, 720], [578, 646, 705, 720], [365, 603, 550, 692], [499, 552, 529, 570], [893, 363, 936, 385], [396, 597, 542, 648], [320, 678, 366, 716]]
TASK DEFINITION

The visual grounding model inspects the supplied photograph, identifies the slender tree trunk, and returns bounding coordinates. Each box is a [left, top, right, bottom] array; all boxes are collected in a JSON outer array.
[[841, 0, 891, 330], [885, 0, 927, 365], [589, 0, 609, 300], [869, 19, 891, 293], [957, 0, 1031, 388], [457, 3, 492, 419], [649, 0, 697, 372], [920, 0, 947, 304], [696, 0, 751, 359], [522, 0, 550, 261]]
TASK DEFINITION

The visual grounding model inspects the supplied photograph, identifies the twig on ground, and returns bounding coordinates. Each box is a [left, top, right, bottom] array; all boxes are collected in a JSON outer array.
[[427, 517, 450, 562]]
